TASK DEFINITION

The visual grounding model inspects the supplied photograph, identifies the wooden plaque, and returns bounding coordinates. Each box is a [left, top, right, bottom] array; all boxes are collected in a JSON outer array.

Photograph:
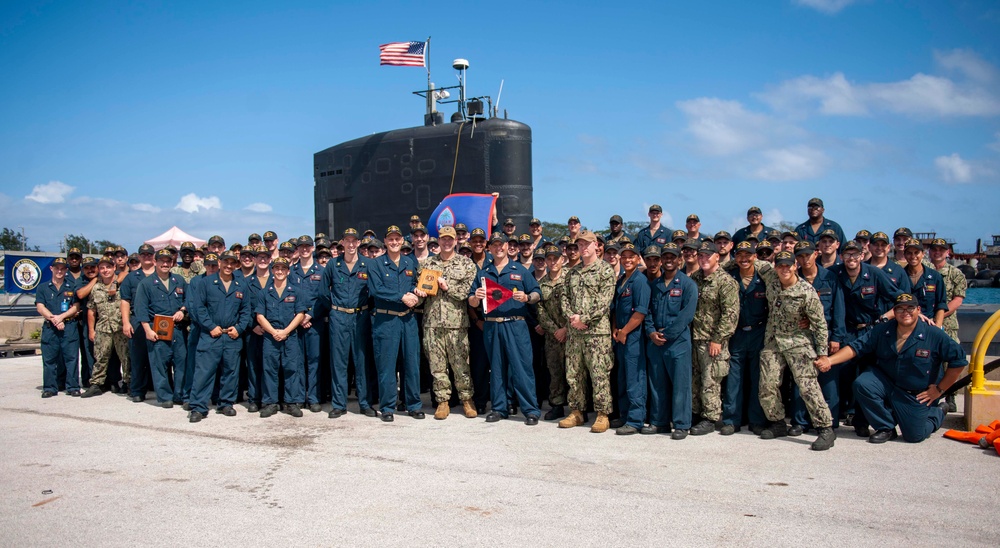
[[418, 268, 442, 297], [154, 315, 174, 342]]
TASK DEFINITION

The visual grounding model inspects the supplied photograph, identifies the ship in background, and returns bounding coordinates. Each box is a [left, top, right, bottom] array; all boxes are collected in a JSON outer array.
[[314, 58, 532, 237]]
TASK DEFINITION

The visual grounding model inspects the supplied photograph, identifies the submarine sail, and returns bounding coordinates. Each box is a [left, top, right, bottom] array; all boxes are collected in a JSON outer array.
[[314, 116, 532, 237]]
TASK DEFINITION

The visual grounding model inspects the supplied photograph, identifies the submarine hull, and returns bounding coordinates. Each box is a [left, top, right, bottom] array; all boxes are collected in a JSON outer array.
[[315, 117, 532, 237]]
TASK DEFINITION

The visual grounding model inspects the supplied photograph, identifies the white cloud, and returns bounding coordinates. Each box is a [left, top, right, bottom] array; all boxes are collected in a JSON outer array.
[[132, 203, 161, 213], [935, 153, 973, 183], [792, 0, 859, 14], [866, 73, 1000, 117], [759, 73, 867, 116], [674, 99, 828, 181], [934, 49, 1000, 84], [70, 196, 165, 214], [25, 180, 74, 204], [755, 146, 828, 181], [676, 98, 771, 156], [245, 202, 273, 213], [175, 193, 222, 213], [759, 50, 1000, 118]]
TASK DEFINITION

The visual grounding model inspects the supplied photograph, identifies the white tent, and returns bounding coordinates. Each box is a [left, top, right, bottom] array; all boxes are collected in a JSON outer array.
[[145, 226, 206, 250]]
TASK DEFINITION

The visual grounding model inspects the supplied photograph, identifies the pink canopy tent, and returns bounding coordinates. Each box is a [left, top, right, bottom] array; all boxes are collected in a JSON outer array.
[[145, 226, 206, 250]]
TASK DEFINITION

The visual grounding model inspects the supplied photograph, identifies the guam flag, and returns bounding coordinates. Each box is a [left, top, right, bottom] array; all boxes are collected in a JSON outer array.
[[427, 193, 498, 238]]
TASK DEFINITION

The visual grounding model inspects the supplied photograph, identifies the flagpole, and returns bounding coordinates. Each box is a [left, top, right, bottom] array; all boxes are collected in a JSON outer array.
[[425, 36, 431, 90]]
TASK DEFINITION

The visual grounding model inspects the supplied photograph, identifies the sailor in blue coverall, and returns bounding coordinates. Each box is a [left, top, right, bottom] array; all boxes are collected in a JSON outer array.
[[134, 249, 187, 406], [817, 293, 966, 443], [119, 244, 156, 401], [255, 257, 307, 417], [611, 243, 650, 434], [468, 233, 542, 425], [35, 257, 81, 397], [643, 243, 698, 438], [367, 226, 423, 422], [320, 228, 376, 418], [291, 235, 326, 412], [722, 242, 768, 434], [832, 241, 904, 434], [187, 251, 251, 422]]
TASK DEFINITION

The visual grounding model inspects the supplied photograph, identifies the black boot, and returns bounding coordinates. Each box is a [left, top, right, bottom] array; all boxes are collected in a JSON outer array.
[[811, 427, 836, 451], [760, 420, 788, 439], [544, 405, 565, 421]]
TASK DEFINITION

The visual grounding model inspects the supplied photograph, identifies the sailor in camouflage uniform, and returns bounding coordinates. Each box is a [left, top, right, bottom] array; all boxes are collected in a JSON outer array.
[[714, 231, 735, 270], [929, 240, 967, 335], [537, 244, 568, 420], [415, 227, 479, 420], [558, 231, 617, 433], [927, 238, 966, 413], [689, 241, 740, 436], [756, 251, 836, 451], [82, 256, 130, 397], [605, 215, 631, 246], [170, 241, 204, 283]]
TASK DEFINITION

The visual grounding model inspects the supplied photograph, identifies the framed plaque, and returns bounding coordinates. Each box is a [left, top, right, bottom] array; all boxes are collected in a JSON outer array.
[[154, 315, 174, 342], [418, 268, 442, 297]]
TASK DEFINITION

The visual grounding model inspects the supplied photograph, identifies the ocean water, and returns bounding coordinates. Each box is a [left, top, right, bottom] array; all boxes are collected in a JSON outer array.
[[966, 287, 1000, 305]]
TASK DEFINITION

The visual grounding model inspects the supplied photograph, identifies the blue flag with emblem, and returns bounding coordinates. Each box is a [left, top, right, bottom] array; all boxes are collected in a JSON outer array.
[[4, 254, 55, 293], [427, 193, 498, 238]]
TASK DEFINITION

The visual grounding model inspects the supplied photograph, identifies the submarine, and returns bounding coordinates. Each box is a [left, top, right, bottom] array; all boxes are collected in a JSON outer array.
[[314, 58, 533, 237]]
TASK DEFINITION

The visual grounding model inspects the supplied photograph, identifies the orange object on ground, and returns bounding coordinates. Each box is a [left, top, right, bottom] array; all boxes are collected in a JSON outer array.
[[994, 438, 1000, 456], [989, 420, 1000, 430], [944, 430, 987, 444], [974, 424, 993, 434], [985, 428, 1000, 445]]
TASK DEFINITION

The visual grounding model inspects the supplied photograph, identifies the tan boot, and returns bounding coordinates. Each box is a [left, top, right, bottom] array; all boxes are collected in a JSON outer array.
[[558, 410, 585, 428], [434, 402, 450, 420], [590, 412, 610, 433], [462, 400, 478, 418]]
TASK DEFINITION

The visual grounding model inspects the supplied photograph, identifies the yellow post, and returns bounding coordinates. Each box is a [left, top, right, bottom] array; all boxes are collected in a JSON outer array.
[[965, 309, 1000, 431], [970, 309, 1000, 392]]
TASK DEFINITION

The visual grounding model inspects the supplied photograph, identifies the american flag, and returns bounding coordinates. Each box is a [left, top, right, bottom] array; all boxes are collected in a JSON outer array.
[[379, 41, 426, 67]]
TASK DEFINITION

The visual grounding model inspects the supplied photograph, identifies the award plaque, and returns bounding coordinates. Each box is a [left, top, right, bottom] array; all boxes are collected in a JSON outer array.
[[154, 315, 174, 342], [418, 268, 442, 297]]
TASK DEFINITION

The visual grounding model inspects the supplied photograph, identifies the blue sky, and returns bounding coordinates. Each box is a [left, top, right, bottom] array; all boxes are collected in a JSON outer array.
[[2, 0, 998, 253]]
